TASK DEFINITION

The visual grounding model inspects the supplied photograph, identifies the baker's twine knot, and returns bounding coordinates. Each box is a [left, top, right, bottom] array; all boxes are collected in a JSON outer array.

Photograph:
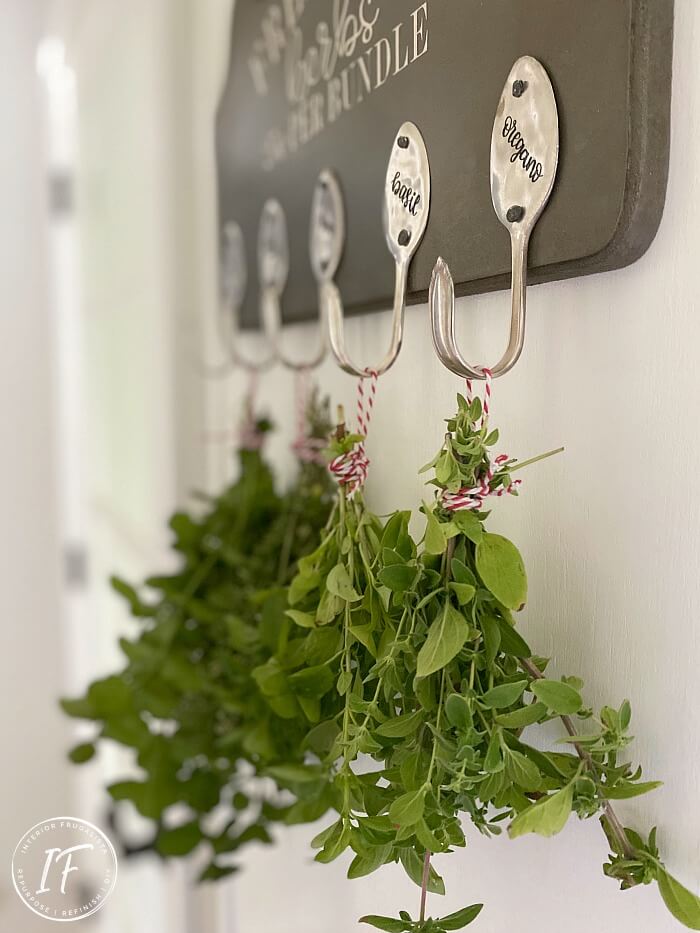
[[442, 368, 522, 511], [442, 453, 522, 512], [329, 370, 378, 497]]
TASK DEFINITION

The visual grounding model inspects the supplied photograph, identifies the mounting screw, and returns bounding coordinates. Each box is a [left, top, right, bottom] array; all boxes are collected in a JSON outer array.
[[512, 79, 528, 98], [398, 229, 411, 246], [397, 136, 410, 149], [506, 205, 525, 224]]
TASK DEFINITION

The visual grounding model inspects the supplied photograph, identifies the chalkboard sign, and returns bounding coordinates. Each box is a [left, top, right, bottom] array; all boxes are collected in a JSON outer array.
[[216, 0, 674, 328]]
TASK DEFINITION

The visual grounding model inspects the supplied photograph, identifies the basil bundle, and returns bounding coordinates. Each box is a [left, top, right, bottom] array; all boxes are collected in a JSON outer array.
[[61, 404, 335, 880]]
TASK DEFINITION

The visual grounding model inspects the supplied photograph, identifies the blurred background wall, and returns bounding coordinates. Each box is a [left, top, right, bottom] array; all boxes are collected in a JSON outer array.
[[0, 3, 68, 931], [3, 1, 700, 932]]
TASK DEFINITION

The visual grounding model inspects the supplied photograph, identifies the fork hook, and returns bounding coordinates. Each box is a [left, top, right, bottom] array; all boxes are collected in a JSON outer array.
[[327, 122, 431, 377], [430, 56, 560, 380]]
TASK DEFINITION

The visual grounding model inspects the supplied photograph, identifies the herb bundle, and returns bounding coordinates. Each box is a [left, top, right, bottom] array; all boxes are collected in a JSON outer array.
[[60, 379, 700, 931], [281, 391, 700, 932], [61, 400, 335, 880]]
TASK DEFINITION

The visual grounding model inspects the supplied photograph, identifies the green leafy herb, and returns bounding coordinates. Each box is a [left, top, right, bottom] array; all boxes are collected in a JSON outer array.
[[61, 396, 335, 879]]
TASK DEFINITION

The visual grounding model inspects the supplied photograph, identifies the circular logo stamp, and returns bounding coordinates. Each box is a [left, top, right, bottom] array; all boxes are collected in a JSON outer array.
[[11, 817, 118, 922]]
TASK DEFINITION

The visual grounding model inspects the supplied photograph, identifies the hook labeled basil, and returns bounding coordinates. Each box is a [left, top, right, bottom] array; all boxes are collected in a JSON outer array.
[[383, 121, 431, 265], [327, 121, 432, 377]]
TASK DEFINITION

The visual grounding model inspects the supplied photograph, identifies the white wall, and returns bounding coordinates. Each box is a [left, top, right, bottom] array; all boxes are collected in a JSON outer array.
[[196, 3, 700, 932], [53, 1, 700, 931], [0, 3, 73, 932]]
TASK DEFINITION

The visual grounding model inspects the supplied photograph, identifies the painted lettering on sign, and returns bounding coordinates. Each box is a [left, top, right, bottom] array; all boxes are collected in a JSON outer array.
[[502, 116, 544, 183], [247, 1, 430, 171]]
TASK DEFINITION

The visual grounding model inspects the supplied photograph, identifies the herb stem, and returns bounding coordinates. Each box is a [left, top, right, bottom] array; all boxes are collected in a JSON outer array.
[[510, 447, 565, 474], [519, 657, 636, 860], [419, 849, 432, 923], [428, 671, 447, 783]]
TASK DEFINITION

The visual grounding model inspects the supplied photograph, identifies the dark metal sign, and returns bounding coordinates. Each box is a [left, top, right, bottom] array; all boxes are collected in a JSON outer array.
[[216, 0, 674, 328]]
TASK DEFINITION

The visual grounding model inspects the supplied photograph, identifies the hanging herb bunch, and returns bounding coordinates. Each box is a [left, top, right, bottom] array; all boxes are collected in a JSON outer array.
[[61, 390, 336, 880], [279, 379, 700, 932]]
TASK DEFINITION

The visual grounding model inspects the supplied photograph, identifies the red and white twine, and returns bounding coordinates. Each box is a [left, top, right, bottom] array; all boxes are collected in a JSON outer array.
[[442, 368, 522, 512], [465, 367, 492, 427], [329, 370, 378, 496]]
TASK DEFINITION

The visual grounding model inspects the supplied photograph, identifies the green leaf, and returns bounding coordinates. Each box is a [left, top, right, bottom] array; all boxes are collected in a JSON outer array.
[[198, 863, 239, 883], [475, 533, 527, 610], [347, 845, 392, 879], [399, 847, 445, 894], [484, 729, 504, 773], [108, 779, 178, 820], [417, 604, 470, 677], [509, 782, 574, 839], [337, 671, 353, 696], [531, 679, 583, 715], [657, 870, 700, 929], [449, 583, 476, 606], [311, 819, 343, 850], [288, 664, 335, 699], [376, 710, 425, 738], [481, 680, 527, 709], [289, 570, 321, 606], [87, 676, 133, 716], [326, 564, 361, 602], [285, 609, 316, 629], [480, 615, 501, 666], [266, 764, 324, 785], [619, 699, 632, 731], [492, 616, 531, 660], [378, 564, 419, 593], [438, 904, 484, 930], [424, 509, 448, 555], [68, 742, 96, 764], [495, 702, 548, 729], [315, 820, 351, 863], [445, 694, 472, 730], [388, 788, 426, 826], [359, 917, 407, 933], [451, 511, 484, 544], [381, 510, 411, 552], [111, 576, 151, 617], [451, 559, 477, 586], [156, 821, 203, 857], [603, 781, 663, 800], [59, 696, 97, 719], [504, 749, 542, 791]]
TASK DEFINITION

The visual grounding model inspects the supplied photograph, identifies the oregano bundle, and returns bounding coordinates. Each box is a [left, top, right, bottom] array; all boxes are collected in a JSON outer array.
[[279, 391, 700, 932]]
